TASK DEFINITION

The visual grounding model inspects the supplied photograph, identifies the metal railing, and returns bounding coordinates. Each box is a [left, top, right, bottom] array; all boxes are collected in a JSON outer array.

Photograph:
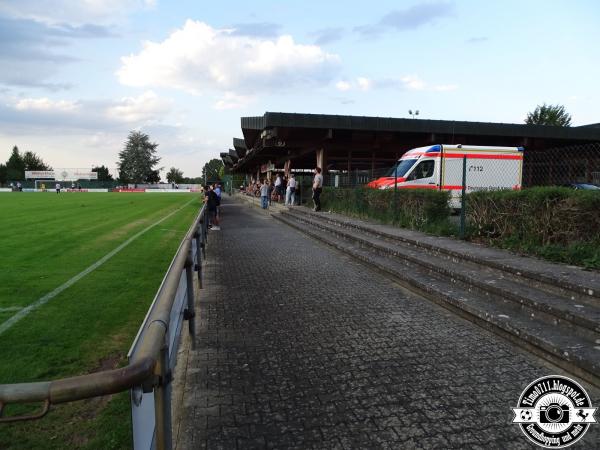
[[0, 203, 209, 450]]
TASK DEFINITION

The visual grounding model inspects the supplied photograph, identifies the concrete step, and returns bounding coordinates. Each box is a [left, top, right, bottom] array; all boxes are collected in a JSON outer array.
[[273, 212, 600, 387], [280, 209, 600, 338], [289, 207, 600, 303]]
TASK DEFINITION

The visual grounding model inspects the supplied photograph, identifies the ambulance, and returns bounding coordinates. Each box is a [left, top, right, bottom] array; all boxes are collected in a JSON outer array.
[[366, 144, 524, 208]]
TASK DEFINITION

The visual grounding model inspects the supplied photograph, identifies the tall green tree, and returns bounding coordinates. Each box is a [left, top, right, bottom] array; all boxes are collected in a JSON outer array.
[[0, 163, 7, 185], [23, 151, 52, 171], [202, 158, 224, 184], [91, 165, 114, 181], [166, 167, 184, 183], [526, 103, 572, 126], [117, 131, 162, 185], [6, 146, 25, 181]]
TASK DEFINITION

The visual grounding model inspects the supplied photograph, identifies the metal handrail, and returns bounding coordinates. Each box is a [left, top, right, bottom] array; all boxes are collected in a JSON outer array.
[[0, 202, 208, 450]]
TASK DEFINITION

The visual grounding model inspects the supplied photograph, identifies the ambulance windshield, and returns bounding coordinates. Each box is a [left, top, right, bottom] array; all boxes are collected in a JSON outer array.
[[385, 158, 418, 177]]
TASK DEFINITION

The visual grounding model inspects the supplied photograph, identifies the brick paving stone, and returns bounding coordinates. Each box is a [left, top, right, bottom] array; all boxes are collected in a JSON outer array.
[[175, 199, 599, 449]]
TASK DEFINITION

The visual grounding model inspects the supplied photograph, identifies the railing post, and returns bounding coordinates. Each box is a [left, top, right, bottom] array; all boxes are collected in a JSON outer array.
[[460, 155, 467, 239], [153, 340, 172, 450], [200, 213, 207, 259], [185, 247, 196, 348], [195, 225, 203, 288]]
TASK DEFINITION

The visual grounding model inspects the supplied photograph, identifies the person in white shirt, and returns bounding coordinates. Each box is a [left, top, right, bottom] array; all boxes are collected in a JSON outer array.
[[274, 174, 283, 202], [285, 173, 297, 206], [312, 167, 323, 211]]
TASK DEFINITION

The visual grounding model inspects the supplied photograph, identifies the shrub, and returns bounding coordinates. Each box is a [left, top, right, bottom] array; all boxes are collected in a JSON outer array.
[[322, 187, 453, 234], [467, 187, 600, 268]]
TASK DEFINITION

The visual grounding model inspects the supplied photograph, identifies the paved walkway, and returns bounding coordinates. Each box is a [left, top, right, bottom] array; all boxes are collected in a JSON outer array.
[[176, 197, 598, 449]]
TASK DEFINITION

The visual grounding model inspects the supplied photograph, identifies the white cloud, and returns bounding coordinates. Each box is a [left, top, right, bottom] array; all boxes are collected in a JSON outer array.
[[334, 75, 457, 93], [106, 91, 172, 123], [401, 75, 426, 90], [357, 77, 372, 91], [0, 0, 155, 25], [2, 91, 172, 131], [14, 97, 79, 112], [117, 20, 340, 100], [213, 92, 253, 110], [336, 81, 352, 91]]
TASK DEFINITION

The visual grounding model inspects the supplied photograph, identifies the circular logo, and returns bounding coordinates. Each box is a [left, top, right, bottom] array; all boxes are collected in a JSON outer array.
[[512, 375, 597, 448]]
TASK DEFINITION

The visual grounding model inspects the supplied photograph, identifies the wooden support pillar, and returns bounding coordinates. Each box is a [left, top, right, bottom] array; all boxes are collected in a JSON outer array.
[[316, 148, 327, 173], [284, 159, 291, 177], [371, 151, 375, 175], [347, 150, 352, 173]]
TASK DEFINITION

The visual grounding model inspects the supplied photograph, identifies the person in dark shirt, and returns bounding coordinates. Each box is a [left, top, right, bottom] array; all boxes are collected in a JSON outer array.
[[204, 185, 220, 230]]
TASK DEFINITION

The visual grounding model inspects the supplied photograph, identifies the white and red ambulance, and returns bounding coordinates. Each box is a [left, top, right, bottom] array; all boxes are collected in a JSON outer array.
[[367, 144, 524, 208]]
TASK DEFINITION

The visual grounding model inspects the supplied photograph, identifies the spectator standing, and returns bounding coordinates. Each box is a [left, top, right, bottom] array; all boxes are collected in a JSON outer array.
[[204, 185, 220, 230], [286, 173, 297, 206], [274, 174, 282, 202], [312, 167, 323, 211], [268, 179, 274, 206], [16, 182, 22, 192], [214, 183, 222, 220], [260, 179, 269, 209]]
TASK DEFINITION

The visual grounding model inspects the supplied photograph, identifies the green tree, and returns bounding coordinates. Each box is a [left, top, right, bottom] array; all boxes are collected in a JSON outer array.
[[23, 151, 52, 171], [166, 167, 184, 183], [526, 103, 572, 126], [145, 169, 161, 183], [202, 158, 224, 184], [6, 146, 25, 181], [0, 163, 7, 185], [117, 131, 162, 185], [91, 165, 114, 181]]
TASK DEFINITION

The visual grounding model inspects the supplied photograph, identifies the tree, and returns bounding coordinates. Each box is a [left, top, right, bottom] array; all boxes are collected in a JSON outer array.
[[91, 165, 114, 181], [202, 158, 224, 184], [0, 163, 6, 185], [6, 146, 25, 181], [117, 131, 162, 185], [166, 167, 184, 183], [23, 151, 52, 171], [145, 169, 161, 183], [526, 103, 572, 126]]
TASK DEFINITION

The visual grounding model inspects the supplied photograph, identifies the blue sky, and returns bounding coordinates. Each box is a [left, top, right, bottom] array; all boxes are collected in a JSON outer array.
[[0, 0, 598, 178]]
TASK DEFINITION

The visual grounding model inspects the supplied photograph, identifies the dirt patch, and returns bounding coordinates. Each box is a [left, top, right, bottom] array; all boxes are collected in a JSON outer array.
[[93, 218, 151, 245]]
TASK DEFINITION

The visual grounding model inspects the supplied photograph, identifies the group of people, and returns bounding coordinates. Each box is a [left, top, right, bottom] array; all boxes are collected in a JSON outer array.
[[9, 182, 22, 192], [250, 167, 323, 212], [204, 183, 222, 230], [259, 173, 299, 208]]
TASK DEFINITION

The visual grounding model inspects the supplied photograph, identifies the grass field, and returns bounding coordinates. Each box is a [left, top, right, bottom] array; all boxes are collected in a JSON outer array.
[[0, 192, 203, 449]]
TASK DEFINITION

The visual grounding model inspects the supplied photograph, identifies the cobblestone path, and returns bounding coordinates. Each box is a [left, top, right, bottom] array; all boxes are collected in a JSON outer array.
[[177, 199, 598, 449]]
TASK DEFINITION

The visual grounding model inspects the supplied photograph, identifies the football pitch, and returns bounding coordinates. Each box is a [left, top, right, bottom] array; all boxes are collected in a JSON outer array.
[[0, 192, 202, 449]]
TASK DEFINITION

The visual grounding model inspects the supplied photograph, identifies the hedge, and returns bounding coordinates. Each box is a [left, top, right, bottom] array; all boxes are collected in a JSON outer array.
[[321, 187, 453, 234], [467, 187, 600, 268]]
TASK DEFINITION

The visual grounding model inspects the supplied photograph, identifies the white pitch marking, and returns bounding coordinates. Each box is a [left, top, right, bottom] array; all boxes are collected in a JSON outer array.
[[0, 199, 196, 336], [0, 306, 23, 313]]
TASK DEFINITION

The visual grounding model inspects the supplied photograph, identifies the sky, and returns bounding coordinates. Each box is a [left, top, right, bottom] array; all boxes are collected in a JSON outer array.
[[0, 0, 599, 178]]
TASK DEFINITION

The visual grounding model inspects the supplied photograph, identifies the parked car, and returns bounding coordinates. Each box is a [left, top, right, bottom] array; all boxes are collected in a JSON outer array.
[[565, 183, 600, 190]]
